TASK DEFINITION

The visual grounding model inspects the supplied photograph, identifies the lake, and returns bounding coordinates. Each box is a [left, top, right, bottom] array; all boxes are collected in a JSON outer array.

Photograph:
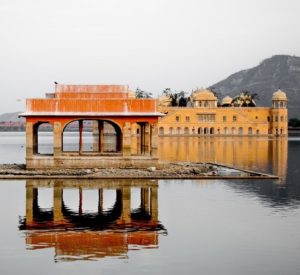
[[0, 132, 299, 275]]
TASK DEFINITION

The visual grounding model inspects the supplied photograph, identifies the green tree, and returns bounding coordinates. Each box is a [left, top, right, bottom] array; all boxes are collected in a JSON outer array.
[[135, 88, 152, 98], [232, 91, 259, 107]]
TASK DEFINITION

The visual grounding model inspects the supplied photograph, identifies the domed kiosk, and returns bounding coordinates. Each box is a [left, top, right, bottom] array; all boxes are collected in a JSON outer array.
[[192, 89, 218, 107]]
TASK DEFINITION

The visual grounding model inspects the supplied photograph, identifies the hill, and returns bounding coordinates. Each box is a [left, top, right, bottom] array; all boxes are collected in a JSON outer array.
[[0, 112, 24, 122], [209, 55, 300, 118]]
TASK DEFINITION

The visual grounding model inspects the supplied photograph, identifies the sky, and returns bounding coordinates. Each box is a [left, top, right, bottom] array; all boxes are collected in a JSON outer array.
[[0, 0, 300, 113]]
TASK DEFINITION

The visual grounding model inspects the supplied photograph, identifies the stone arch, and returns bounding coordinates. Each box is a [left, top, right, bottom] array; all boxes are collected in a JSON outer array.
[[232, 127, 236, 135], [177, 127, 181, 135], [248, 127, 253, 135], [32, 122, 54, 155], [224, 127, 228, 135], [62, 119, 122, 153], [238, 127, 243, 135], [184, 127, 189, 135], [210, 127, 214, 135], [159, 127, 164, 136], [169, 127, 174, 135], [204, 127, 209, 135], [198, 127, 202, 135]]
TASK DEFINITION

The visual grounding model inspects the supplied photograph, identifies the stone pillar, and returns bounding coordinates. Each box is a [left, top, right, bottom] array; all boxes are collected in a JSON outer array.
[[79, 120, 83, 153], [140, 123, 146, 155], [150, 187, 158, 223], [92, 121, 99, 152], [98, 188, 103, 213], [99, 121, 104, 153], [144, 123, 151, 155], [150, 123, 158, 157], [122, 122, 132, 156], [53, 121, 62, 157], [53, 185, 64, 224], [79, 187, 83, 216], [141, 188, 150, 213], [26, 121, 34, 158], [121, 187, 131, 224], [26, 184, 36, 225]]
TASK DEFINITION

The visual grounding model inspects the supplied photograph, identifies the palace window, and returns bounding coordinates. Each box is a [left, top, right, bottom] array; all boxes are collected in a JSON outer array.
[[198, 114, 216, 122], [223, 116, 227, 122], [175, 116, 180, 122], [186, 116, 190, 122], [233, 115, 237, 122]]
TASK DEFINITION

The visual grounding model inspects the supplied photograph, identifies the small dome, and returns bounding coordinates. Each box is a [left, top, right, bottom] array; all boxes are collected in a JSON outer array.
[[158, 95, 172, 106], [272, 89, 287, 100], [192, 89, 217, 101], [221, 96, 232, 106]]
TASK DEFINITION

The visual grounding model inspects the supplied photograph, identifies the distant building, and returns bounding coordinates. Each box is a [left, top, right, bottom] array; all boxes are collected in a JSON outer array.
[[157, 89, 288, 136]]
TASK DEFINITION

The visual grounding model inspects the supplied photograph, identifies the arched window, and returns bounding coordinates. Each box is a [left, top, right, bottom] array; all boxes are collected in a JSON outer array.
[[159, 127, 164, 136], [238, 127, 243, 135], [224, 127, 228, 135], [256, 129, 260, 135], [184, 127, 189, 135], [280, 128, 284, 135], [177, 127, 181, 135], [210, 127, 214, 134], [169, 127, 174, 135], [248, 127, 253, 135], [198, 127, 202, 135], [232, 127, 236, 135], [204, 127, 209, 134]]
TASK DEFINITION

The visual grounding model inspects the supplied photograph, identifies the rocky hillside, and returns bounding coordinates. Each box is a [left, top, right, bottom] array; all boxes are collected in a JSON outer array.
[[210, 55, 300, 118], [0, 112, 24, 122]]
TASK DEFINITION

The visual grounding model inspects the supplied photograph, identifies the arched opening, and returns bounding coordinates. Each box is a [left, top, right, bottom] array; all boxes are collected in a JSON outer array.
[[192, 128, 195, 135], [210, 127, 214, 135], [238, 127, 243, 135], [280, 128, 283, 135], [62, 119, 122, 154], [169, 127, 174, 135], [184, 127, 189, 135], [256, 129, 260, 135], [224, 127, 228, 135], [198, 127, 202, 135], [159, 127, 164, 136], [33, 122, 53, 155], [204, 127, 209, 135], [232, 127, 236, 135], [248, 127, 253, 135], [177, 127, 181, 135]]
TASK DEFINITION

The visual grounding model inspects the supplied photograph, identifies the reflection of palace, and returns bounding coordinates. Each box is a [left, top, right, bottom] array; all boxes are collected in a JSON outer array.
[[19, 180, 165, 261], [158, 137, 288, 180]]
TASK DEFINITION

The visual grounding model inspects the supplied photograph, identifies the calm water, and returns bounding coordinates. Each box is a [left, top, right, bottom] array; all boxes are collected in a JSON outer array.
[[0, 132, 300, 275]]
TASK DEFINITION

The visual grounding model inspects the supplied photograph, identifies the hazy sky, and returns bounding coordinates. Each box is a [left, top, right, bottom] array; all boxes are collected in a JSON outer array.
[[1, 0, 299, 113]]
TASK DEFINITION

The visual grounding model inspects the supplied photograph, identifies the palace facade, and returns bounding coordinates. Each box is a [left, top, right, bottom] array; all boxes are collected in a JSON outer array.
[[157, 89, 288, 136]]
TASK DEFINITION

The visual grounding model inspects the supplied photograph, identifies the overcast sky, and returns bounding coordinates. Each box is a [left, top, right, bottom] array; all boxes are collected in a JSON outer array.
[[0, 0, 299, 113]]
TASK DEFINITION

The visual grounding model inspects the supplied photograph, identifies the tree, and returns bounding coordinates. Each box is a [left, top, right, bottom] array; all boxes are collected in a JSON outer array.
[[232, 91, 259, 107], [289, 118, 300, 127], [135, 88, 152, 98]]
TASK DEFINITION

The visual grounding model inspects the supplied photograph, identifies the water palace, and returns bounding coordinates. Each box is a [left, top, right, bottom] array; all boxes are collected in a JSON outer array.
[[20, 84, 287, 169]]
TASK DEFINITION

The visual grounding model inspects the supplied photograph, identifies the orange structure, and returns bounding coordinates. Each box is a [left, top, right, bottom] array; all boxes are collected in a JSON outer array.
[[21, 84, 162, 169]]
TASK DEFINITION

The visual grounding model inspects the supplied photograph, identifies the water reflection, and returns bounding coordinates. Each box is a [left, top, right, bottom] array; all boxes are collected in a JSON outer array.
[[19, 179, 166, 262], [158, 137, 288, 180]]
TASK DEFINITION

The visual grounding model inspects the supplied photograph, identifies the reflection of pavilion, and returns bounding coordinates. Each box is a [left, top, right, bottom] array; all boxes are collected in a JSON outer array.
[[19, 179, 165, 261]]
